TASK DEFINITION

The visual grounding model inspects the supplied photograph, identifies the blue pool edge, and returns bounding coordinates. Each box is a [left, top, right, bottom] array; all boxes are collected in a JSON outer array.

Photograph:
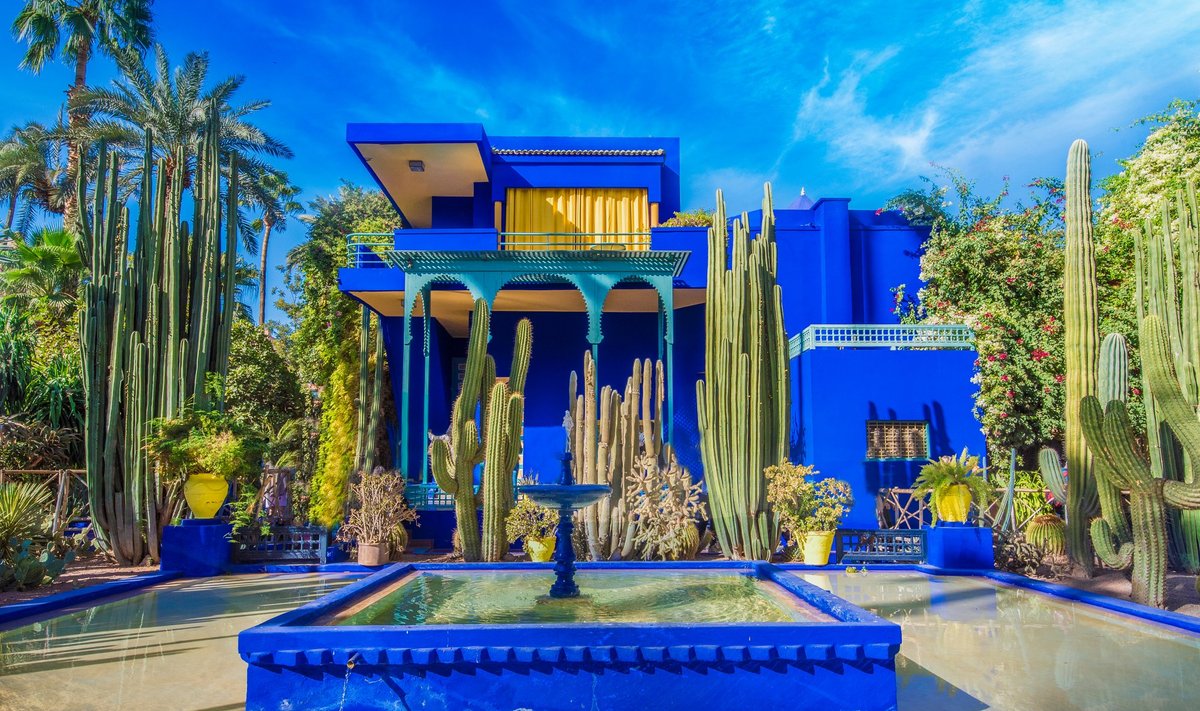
[[0, 570, 183, 628]]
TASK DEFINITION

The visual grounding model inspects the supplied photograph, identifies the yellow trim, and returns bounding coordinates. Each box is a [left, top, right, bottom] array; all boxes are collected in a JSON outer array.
[[504, 188, 649, 250]]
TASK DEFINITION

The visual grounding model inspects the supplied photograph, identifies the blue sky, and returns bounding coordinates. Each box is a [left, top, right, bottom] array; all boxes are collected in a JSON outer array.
[[3, 1, 1198, 322]]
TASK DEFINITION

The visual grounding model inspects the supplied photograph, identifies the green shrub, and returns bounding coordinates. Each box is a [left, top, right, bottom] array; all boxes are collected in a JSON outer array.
[[765, 462, 853, 538], [660, 208, 714, 227]]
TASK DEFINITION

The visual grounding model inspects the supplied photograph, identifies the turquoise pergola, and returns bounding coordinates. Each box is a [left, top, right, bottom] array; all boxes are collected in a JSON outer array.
[[388, 249, 691, 481]]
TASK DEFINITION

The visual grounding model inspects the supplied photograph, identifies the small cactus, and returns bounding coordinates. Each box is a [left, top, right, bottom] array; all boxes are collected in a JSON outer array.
[[1025, 514, 1067, 557]]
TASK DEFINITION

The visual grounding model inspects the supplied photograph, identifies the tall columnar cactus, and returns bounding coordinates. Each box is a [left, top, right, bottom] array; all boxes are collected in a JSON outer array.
[[567, 353, 669, 560], [1063, 138, 1101, 573], [1135, 181, 1200, 572], [79, 107, 240, 565], [1084, 316, 1200, 607], [696, 184, 789, 560], [428, 299, 531, 562], [1094, 333, 1133, 545]]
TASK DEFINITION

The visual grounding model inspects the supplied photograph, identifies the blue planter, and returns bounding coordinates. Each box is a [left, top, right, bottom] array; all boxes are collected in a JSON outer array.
[[160, 519, 232, 577]]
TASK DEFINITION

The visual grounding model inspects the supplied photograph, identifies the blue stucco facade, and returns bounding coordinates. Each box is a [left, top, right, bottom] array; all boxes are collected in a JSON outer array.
[[338, 123, 982, 536]]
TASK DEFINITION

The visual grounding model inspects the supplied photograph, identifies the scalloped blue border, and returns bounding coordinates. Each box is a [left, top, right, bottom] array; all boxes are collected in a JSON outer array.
[[237, 562, 902, 672]]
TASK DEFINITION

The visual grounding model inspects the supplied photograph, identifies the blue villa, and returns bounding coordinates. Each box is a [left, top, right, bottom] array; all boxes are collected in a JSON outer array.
[[337, 123, 984, 534]]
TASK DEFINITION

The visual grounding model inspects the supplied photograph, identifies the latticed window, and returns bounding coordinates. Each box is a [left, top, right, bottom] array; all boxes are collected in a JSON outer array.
[[866, 421, 928, 460]]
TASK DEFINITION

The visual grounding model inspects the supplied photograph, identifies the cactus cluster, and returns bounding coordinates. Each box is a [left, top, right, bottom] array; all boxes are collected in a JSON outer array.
[[1135, 181, 1200, 572], [428, 299, 531, 562], [80, 108, 240, 565], [1062, 139, 1101, 573], [567, 353, 682, 560], [696, 184, 789, 560], [1083, 317, 1200, 606], [0, 540, 75, 591]]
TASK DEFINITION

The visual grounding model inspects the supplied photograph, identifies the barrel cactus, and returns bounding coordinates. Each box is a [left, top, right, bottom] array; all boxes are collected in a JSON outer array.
[[1025, 514, 1067, 557]]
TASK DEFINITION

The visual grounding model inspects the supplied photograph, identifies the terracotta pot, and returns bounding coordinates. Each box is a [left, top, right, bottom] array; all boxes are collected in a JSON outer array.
[[799, 530, 836, 565], [936, 484, 972, 523], [525, 536, 556, 562], [183, 473, 229, 519], [358, 543, 386, 566]]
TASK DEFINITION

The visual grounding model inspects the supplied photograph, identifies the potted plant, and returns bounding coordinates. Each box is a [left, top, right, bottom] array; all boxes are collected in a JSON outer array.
[[765, 461, 853, 565], [145, 406, 264, 519], [338, 470, 418, 566], [506, 495, 557, 562], [912, 448, 991, 524]]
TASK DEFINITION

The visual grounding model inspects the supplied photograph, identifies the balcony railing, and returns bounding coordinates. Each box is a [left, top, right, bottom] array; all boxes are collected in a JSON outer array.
[[498, 232, 651, 251], [789, 324, 975, 356], [346, 232, 396, 268]]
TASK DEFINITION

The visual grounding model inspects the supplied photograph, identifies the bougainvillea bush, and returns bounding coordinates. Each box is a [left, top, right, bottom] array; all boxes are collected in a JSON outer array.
[[886, 170, 1067, 463]]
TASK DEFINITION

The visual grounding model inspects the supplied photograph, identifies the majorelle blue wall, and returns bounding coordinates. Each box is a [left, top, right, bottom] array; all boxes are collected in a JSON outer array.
[[417, 137, 681, 230], [739, 202, 929, 332], [793, 348, 985, 528], [380, 301, 707, 485]]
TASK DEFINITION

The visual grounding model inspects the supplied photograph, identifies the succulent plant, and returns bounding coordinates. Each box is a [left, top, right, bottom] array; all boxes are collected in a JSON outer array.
[[1025, 514, 1067, 557], [696, 184, 789, 560], [428, 299, 531, 562]]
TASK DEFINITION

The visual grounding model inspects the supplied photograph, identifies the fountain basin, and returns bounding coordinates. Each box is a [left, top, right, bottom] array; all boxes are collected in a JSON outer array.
[[519, 483, 611, 509], [239, 562, 900, 710]]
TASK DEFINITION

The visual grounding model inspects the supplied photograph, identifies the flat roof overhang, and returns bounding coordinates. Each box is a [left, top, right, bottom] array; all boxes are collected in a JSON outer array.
[[347, 123, 491, 229]]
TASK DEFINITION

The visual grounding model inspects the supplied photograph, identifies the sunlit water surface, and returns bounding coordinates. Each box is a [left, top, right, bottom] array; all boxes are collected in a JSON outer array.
[[807, 571, 1200, 710], [332, 570, 829, 625], [0, 573, 356, 711], [2, 570, 1198, 710]]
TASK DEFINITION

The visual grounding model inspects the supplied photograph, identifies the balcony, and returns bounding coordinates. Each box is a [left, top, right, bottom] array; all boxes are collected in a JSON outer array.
[[346, 226, 710, 284], [787, 324, 976, 356]]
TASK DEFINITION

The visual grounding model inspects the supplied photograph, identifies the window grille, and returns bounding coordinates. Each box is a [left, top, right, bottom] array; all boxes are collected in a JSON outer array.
[[866, 421, 928, 460]]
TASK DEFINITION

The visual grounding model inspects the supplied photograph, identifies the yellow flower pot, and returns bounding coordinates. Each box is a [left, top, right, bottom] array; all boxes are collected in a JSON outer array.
[[800, 531, 836, 566], [183, 473, 229, 519], [526, 536, 556, 562], [936, 484, 972, 523]]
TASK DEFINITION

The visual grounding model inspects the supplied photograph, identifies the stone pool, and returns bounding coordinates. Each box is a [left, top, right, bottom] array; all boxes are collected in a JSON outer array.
[[239, 562, 902, 710]]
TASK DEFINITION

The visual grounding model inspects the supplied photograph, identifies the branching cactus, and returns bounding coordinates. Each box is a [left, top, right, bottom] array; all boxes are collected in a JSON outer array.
[[1084, 316, 1200, 607], [80, 107, 240, 565], [696, 184, 789, 560], [429, 299, 532, 562], [567, 353, 668, 560], [1135, 180, 1200, 572]]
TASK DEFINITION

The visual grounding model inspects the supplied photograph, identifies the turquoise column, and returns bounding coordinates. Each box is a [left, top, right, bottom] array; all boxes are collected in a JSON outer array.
[[400, 283, 414, 478], [655, 278, 675, 445], [420, 284, 432, 483]]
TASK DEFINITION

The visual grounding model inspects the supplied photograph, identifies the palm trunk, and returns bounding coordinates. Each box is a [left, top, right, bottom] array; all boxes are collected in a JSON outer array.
[[258, 220, 273, 325], [5, 192, 15, 230], [63, 44, 90, 235]]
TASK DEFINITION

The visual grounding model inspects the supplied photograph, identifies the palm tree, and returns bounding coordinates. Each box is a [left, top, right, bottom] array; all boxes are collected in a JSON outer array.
[[11, 0, 153, 233], [0, 227, 83, 326], [0, 122, 70, 232], [250, 172, 303, 325], [72, 44, 293, 254]]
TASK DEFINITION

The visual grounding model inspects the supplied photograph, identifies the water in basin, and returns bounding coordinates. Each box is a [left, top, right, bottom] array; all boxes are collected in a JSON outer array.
[[0, 573, 358, 711], [812, 571, 1200, 710], [332, 570, 832, 625]]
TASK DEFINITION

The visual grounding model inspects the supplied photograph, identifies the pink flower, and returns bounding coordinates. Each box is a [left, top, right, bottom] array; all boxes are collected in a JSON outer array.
[[1132, 387, 1142, 396], [987, 355, 996, 362], [1055, 374, 1065, 383], [1006, 390, 1015, 398], [1001, 375, 1010, 382], [998, 353, 1008, 360], [1006, 277, 1016, 284], [999, 412, 1010, 418], [1031, 349, 1049, 361]]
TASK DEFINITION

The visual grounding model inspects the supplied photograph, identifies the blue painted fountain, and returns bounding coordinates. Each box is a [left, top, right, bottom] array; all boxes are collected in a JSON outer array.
[[518, 451, 609, 598]]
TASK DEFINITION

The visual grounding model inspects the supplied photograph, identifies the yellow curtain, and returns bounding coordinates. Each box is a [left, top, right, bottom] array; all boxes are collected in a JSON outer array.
[[505, 188, 649, 250]]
